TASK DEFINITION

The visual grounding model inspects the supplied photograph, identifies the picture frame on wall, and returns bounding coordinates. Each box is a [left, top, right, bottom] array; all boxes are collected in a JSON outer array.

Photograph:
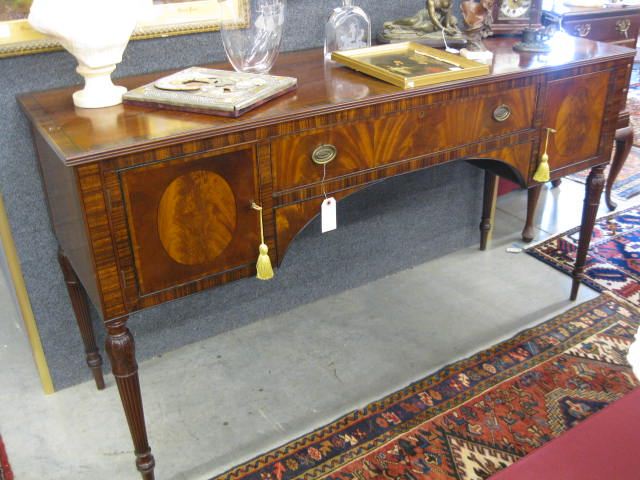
[[0, 0, 249, 58]]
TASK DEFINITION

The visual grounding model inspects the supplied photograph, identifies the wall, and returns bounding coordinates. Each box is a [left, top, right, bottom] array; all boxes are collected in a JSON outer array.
[[0, 0, 486, 390]]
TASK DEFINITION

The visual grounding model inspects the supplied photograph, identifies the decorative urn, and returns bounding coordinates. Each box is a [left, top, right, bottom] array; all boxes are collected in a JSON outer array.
[[28, 0, 142, 109]]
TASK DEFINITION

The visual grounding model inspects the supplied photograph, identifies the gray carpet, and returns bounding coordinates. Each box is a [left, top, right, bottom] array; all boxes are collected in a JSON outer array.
[[0, 1, 487, 390]]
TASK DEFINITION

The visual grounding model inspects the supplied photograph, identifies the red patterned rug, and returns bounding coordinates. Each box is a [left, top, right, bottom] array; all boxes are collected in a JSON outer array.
[[210, 294, 639, 480], [0, 435, 13, 480], [527, 206, 640, 308]]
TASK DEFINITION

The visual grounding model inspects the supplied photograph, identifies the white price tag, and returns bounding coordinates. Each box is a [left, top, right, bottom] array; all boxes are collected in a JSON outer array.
[[321, 197, 337, 233], [0, 24, 10, 39]]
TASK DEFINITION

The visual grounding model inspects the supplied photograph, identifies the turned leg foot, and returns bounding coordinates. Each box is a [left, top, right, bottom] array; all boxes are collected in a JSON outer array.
[[571, 165, 606, 300], [480, 171, 498, 251], [58, 251, 105, 390], [606, 126, 633, 211], [106, 320, 155, 480], [522, 185, 543, 243]]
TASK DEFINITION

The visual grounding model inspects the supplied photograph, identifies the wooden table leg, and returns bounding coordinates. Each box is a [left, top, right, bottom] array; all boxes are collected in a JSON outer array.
[[605, 126, 633, 211], [106, 319, 155, 480], [571, 165, 606, 301], [480, 171, 498, 251], [57, 251, 105, 390], [522, 184, 543, 243]]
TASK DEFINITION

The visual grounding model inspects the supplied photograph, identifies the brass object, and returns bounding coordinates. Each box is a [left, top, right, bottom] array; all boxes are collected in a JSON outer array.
[[575, 23, 591, 37], [331, 42, 490, 89], [312, 144, 338, 165], [533, 127, 556, 183], [513, 26, 551, 53], [379, 0, 465, 47], [250, 202, 274, 280], [616, 19, 632, 39], [493, 104, 512, 122]]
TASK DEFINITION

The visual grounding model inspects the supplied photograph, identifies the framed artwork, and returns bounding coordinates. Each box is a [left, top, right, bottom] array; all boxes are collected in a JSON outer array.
[[331, 42, 490, 89], [0, 0, 249, 58]]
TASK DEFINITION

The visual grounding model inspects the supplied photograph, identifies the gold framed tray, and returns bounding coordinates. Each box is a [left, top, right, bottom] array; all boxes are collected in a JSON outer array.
[[331, 42, 490, 89]]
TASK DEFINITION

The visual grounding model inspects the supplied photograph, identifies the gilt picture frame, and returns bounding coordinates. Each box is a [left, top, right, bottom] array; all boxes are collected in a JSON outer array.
[[331, 42, 490, 89], [0, 0, 249, 58]]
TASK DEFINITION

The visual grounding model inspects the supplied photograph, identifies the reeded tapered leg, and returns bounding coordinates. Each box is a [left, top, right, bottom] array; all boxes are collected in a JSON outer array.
[[480, 171, 498, 251], [571, 165, 606, 301], [605, 126, 633, 211], [58, 251, 105, 390], [522, 184, 543, 243], [106, 320, 155, 480]]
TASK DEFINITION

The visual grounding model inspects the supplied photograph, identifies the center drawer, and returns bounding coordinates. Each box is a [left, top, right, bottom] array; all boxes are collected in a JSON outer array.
[[373, 84, 537, 165], [271, 85, 536, 192]]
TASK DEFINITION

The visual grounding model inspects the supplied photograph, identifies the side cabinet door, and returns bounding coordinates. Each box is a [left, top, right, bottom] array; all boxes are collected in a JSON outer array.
[[540, 70, 611, 176], [120, 146, 260, 296]]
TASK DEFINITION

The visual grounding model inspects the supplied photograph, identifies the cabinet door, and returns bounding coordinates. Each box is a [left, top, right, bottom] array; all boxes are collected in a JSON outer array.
[[120, 147, 260, 296], [540, 70, 610, 176]]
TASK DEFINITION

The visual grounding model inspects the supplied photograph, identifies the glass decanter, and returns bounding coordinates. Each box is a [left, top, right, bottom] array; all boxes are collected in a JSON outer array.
[[324, 0, 371, 60]]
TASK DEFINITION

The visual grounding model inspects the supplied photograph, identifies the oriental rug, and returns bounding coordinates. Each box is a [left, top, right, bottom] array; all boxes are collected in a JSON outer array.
[[527, 206, 640, 308], [210, 294, 639, 480], [0, 435, 13, 480]]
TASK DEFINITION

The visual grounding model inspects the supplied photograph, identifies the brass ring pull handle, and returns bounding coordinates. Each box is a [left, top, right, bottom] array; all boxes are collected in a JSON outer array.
[[312, 144, 338, 165], [616, 19, 631, 39], [575, 23, 591, 37], [493, 104, 511, 122]]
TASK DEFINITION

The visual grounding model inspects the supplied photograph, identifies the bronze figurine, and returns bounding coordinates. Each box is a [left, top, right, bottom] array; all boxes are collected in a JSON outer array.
[[460, 0, 495, 51], [379, 0, 465, 47]]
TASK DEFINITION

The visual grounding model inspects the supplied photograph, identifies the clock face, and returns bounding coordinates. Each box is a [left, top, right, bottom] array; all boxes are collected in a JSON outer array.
[[499, 0, 532, 18]]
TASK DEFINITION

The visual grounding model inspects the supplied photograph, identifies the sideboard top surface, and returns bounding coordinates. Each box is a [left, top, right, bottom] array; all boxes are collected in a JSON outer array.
[[18, 35, 634, 166]]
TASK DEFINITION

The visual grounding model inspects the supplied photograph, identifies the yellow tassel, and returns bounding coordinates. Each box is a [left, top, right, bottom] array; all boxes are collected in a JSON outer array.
[[534, 127, 556, 183], [533, 152, 550, 183], [251, 202, 274, 281], [256, 243, 274, 280]]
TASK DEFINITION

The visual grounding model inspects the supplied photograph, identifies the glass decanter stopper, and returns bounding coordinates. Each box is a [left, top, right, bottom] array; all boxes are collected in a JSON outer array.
[[324, 0, 371, 60]]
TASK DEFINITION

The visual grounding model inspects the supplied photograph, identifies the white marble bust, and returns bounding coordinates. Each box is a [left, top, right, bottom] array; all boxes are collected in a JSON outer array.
[[28, 0, 143, 108]]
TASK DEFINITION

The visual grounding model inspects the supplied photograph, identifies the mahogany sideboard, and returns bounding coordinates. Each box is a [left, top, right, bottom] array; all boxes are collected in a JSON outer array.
[[18, 36, 634, 479]]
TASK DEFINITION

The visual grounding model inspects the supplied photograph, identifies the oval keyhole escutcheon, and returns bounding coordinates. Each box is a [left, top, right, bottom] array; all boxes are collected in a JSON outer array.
[[312, 144, 338, 165]]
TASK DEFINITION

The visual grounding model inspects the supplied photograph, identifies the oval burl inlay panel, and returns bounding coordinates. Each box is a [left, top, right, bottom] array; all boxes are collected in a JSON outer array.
[[158, 170, 236, 266]]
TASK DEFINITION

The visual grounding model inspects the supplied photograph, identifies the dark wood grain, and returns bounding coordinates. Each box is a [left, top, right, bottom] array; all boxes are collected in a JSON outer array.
[[541, 70, 610, 173]]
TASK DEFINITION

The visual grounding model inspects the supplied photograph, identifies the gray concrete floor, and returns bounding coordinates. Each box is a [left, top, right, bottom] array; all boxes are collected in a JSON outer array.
[[0, 179, 637, 480]]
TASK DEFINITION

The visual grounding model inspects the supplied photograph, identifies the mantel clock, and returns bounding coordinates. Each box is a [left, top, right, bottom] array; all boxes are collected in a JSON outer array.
[[492, 0, 543, 33]]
